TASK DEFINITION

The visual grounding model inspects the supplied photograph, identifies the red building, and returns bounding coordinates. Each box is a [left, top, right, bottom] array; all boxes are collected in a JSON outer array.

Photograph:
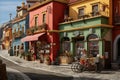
[[22, 0, 67, 64], [112, 0, 120, 63]]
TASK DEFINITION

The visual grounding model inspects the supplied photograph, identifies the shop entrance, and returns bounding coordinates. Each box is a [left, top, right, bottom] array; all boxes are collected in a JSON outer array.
[[72, 36, 84, 59], [117, 38, 120, 61], [113, 35, 120, 61]]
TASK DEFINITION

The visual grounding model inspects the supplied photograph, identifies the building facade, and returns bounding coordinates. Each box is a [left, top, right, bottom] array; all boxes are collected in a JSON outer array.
[[21, 0, 67, 63], [12, 2, 29, 56], [112, 0, 120, 64], [59, 0, 112, 68]]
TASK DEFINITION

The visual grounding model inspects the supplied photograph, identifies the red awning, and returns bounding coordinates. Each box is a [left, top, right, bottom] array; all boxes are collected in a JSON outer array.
[[21, 33, 45, 42]]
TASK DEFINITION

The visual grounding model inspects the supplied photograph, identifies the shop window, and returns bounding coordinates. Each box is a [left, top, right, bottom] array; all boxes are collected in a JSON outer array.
[[87, 34, 99, 57], [61, 37, 70, 53], [62, 41, 70, 53], [75, 41, 84, 57]]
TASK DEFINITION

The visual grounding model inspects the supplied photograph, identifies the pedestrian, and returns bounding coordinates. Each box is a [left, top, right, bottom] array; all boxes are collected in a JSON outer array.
[[80, 48, 87, 65], [95, 54, 101, 72], [9, 47, 13, 56]]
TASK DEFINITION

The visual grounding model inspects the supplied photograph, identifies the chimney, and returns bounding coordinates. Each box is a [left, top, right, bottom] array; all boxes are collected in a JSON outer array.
[[22, 2, 25, 8]]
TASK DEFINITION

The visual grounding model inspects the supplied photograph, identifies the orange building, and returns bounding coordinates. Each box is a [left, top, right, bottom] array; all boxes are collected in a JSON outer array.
[[2, 22, 12, 49]]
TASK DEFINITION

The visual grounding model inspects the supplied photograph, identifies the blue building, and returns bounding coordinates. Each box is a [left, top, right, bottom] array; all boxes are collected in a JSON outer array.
[[12, 2, 29, 56]]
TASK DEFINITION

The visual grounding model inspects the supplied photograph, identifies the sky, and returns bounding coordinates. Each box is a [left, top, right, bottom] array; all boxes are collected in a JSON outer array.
[[0, 0, 26, 25]]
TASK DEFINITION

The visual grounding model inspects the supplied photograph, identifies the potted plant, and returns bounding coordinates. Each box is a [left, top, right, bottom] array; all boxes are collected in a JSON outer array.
[[59, 50, 73, 64], [44, 55, 51, 65]]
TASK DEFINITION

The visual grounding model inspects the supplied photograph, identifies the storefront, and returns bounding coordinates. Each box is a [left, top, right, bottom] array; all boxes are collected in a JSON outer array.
[[59, 16, 113, 68], [21, 32, 57, 64]]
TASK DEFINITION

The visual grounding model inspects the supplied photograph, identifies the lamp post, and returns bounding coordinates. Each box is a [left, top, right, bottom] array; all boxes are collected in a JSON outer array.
[[9, 13, 12, 21]]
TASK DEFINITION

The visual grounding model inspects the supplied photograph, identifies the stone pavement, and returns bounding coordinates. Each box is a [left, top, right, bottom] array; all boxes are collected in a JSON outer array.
[[7, 68, 31, 80], [0, 50, 120, 80]]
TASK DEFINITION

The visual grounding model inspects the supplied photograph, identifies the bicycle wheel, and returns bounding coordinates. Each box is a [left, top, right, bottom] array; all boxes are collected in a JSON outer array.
[[76, 63, 84, 73], [71, 62, 78, 72], [71, 62, 83, 73]]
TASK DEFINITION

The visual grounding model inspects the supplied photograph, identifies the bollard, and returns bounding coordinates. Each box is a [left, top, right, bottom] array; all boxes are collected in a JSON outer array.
[[0, 63, 7, 80]]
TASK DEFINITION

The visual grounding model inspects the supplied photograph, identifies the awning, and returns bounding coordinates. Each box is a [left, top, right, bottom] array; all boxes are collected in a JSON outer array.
[[21, 33, 45, 42]]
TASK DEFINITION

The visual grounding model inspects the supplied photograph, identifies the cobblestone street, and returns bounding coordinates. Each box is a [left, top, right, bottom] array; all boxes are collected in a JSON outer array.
[[0, 50, 120, 80]]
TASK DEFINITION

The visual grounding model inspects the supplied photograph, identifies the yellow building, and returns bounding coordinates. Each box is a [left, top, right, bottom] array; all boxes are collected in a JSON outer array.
[[69, 0, 110, 20], [59, 0, 112, 68], [2, 23, 12, 50]]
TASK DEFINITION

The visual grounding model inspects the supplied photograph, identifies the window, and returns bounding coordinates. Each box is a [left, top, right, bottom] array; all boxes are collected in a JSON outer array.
[[43, 14, 46, 23], [14, 29, 16, 33], [78, 8, 84, 18], [75, 42, 84, 57], [22, 25, 24, 33], [92, 4, 99, 16], [61, 37, 70, 53], [87, 34, 99, 57], [62, 41, 70, 53], [35, 16, 38, 27]]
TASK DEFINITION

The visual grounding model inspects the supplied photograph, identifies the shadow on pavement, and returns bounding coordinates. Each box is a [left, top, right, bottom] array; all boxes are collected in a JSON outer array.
[[7, 71, 73, 80], [24, 72, 73, 80], [74, 77, 109, 80]]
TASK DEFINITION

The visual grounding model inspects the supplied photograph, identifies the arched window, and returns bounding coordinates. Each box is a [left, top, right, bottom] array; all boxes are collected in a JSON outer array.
[[61, 37, 70, 53], [87, 34, 99, 57]]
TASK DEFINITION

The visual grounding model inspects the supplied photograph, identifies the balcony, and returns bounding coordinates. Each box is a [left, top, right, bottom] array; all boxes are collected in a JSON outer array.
[[77, 10, 108, 21], [26, 23, 47, 35], [13, 31, 24, 39]]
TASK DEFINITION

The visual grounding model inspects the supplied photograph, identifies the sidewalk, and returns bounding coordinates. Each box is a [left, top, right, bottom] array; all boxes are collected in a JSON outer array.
[[0, 50, 120, 80]]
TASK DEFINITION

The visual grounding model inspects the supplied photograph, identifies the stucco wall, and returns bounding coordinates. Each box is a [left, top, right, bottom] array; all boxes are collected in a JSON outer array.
[[69, 0, 110, 20]]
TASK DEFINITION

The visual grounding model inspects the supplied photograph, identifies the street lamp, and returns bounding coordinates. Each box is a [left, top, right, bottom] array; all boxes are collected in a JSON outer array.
[[9, 13, 12, 21]]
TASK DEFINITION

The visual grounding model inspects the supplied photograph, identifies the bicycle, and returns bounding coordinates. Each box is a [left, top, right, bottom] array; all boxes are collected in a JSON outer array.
[[71, 57, 103, 73]]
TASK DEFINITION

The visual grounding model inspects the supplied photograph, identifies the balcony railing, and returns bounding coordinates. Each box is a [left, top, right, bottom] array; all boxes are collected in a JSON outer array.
[[13, 31, 24, 39], [78, 10, 108, 20], [26, 23, 47, 35]]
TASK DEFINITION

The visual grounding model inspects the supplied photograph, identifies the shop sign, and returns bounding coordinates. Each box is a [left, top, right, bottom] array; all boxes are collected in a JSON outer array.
[[89, 28, 95, 34], [73, 31, 80, 36]]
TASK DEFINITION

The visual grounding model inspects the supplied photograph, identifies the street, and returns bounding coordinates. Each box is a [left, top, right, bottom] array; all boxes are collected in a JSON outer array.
[[0, 56, 73, 80]]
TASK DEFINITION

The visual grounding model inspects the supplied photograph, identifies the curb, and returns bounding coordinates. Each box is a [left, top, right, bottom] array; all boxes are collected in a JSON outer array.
[[0, 51, 73, 77]]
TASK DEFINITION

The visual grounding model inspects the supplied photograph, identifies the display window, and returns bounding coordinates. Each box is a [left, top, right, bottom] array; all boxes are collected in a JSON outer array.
[[87, 34, 99, 57]]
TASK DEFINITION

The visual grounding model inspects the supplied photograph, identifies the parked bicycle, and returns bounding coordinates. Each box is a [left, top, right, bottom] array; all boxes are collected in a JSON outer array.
[[71, 57, 103, 73]]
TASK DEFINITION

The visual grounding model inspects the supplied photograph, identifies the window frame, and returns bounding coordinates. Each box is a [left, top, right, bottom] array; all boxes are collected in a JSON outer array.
[[42, 13, 46, 23], [78, 6, 86, 19], [34, 14, 39, 27], [91, 2, 100, 16]]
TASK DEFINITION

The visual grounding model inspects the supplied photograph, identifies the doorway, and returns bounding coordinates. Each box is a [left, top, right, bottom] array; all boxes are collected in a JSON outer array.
[[117, 38, 120, 60]]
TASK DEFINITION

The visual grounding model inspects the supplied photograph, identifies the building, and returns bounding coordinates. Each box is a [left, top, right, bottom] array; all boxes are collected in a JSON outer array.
[[0, 22, 12, 50], [2, 22, 12, 49], [26, 0, 40, 8], [21, 0, 67, 63], [112, 0, 120, 65], [59, 0, 112, 68], [12, 2, 29, 56]]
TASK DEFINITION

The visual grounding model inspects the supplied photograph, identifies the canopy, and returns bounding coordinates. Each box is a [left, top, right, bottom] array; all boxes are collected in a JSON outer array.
[[21, 33, 45, 42]]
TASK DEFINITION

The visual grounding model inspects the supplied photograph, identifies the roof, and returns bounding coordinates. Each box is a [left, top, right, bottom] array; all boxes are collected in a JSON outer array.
[[12, 13, 28, 23], [17, 2, 27, 12], [28, 0, 68, 11], [26, 0, 39, 2]]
